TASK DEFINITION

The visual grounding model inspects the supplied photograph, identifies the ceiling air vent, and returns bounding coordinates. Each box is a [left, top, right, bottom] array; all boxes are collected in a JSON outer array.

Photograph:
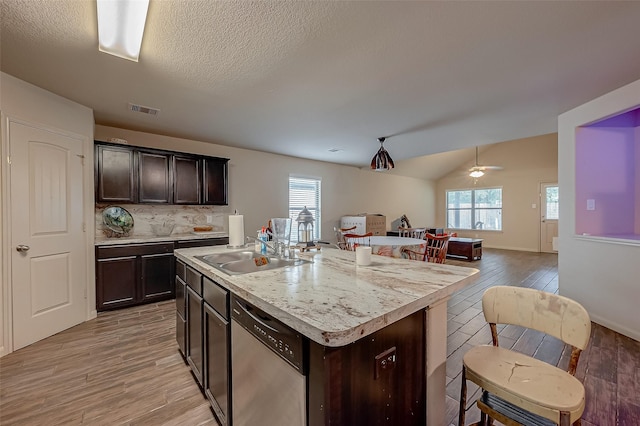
[[128, 103, 160, 116]]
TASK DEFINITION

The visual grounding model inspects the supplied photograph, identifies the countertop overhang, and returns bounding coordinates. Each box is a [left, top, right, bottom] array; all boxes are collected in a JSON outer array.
[[175, 246, 478, 347]]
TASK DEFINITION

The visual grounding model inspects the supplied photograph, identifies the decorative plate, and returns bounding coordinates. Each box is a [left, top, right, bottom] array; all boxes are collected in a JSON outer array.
[[102, 206, 134, 234]]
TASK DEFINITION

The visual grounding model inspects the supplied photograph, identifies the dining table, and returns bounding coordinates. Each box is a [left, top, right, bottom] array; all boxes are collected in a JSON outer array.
[[366, 235, 427, 259]]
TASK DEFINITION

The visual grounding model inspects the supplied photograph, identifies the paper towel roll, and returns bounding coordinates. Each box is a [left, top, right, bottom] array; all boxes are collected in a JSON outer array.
[[228, 214, 245, 247]]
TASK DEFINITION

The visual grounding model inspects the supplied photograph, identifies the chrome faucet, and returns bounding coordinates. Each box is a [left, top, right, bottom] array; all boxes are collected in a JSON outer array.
[[246, 236, 278, 255]]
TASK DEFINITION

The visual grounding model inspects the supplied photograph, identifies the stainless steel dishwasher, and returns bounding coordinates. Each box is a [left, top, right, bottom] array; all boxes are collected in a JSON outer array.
[[231, 295, 306, 426]]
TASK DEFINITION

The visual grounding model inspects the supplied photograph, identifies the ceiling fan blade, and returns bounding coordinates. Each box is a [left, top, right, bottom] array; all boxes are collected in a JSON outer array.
[[469, 165, 503, 172]]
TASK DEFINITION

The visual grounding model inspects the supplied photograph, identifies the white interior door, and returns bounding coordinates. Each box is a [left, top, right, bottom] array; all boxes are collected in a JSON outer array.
[[540, 183, 559, 253], [9, 120, 86, 350]]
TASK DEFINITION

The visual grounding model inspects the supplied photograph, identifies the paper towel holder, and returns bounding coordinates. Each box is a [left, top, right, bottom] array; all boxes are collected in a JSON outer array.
[[227, 210, 246, 249]]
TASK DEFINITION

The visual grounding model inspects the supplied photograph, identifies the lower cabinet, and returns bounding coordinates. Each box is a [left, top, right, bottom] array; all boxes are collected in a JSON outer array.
[[96, 237, 228, 312], [178, 261, 231, 426], [96, 242, 174, 311], [203, 276, 230, 426], [176, 259, 187, 357], [186, 267, 204, 387]]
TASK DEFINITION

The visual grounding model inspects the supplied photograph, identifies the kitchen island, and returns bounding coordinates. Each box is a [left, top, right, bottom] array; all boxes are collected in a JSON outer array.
[[175, 245, 478, 426]]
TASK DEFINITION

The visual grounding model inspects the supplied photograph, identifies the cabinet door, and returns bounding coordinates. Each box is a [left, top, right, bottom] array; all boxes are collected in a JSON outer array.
[[174, 155, 201, 204], [202, 157, 228, 205], [176, 275, 187, 357], [95, 144, 136, 203], [187, 285, 204, 387], [138, 151, 171, 203], [140, 252, 175, 302], [96, 256, 137, 311], [204, 303, 230, 426]]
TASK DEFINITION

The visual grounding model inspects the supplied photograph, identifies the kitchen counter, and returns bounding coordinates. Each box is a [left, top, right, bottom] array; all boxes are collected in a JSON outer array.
[[176, 245, 478, 425], [95, 231, 228, 246], [175, 245, 477, 346]]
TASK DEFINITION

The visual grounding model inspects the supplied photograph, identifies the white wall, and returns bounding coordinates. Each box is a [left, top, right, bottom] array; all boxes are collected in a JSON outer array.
[[0, 72, 95, 356], [435, 134, 558, 251], [95, 125, 437, 240], [558, 78, 640, 341]]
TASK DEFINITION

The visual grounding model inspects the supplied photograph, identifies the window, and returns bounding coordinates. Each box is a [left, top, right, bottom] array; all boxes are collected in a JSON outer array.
[[288, 175, 321, 243], [447, 188, 502, 230], [545, 186, 559, 220]]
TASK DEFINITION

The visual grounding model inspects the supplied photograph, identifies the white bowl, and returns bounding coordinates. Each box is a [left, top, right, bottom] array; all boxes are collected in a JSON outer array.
[[150, 223, 175, 236]]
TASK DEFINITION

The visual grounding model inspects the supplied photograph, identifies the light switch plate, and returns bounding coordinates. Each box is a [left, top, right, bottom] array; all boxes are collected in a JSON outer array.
[[586, 199, 596, 211]]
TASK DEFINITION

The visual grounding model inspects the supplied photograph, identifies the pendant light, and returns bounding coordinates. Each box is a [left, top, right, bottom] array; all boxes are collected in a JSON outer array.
[[370, 137, 395, 171]]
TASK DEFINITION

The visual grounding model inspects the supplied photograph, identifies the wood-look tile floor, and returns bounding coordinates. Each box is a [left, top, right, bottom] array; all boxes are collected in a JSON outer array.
[[1, 249, 638, 425]]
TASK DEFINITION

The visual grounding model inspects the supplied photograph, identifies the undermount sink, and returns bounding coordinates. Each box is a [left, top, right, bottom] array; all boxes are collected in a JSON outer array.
[[196, 250, 311, 275]]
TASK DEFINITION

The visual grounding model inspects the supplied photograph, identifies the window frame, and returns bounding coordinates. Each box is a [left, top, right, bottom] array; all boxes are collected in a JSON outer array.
[[288, 174, 321, 243], [446, 187, 503, 231]]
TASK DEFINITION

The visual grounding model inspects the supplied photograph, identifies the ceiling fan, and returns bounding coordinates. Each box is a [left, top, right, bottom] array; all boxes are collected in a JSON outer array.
[[469, 146, 503, 178]]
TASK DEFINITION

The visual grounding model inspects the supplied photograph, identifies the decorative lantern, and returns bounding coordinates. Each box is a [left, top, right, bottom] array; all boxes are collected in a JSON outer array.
[[296, 206, 315, 245]]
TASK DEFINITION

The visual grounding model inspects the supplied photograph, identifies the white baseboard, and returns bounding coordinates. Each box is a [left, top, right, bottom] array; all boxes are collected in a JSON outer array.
[[589, 312, 640, 342]]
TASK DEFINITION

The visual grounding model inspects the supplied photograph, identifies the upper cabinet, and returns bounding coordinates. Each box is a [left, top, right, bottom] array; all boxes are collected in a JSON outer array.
[[174, 155, 201, 205], [203, 157, 228, 205], [138, 151, 172, 204], [95, 144, 137, 203], [95, 142, 229, 205]]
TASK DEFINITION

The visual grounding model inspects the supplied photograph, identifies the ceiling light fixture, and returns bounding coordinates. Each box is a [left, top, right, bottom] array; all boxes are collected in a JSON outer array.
[[97, 0, 150, 62], [370, 137, 395, 171], [469, 169, 485, 178]]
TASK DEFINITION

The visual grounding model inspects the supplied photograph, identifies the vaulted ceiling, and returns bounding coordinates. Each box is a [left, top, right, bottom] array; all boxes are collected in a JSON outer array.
[[2, 1, 640, 180]]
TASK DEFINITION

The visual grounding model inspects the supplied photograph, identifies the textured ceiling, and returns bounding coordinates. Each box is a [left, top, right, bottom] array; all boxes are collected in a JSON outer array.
[[2, 1, 640, 180]]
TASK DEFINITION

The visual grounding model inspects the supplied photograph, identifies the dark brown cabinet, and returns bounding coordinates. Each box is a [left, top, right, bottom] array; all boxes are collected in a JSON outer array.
[[95, 144, 137, 203], [173, 155, 201, 204], [203, 157, 228, 205], [176, 260, 187, 357], [95, 242, 175, 311], [95, 142, 229, 205], [203, 276, 230, 425], [186, 267, 204, 387], [138, 151, 171, 203], [96, 254, 137, 310]]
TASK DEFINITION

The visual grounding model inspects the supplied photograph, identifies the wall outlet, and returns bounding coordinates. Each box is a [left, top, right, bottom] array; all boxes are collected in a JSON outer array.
[[206, 214, 214, 224], [374, 346, 397, 379]]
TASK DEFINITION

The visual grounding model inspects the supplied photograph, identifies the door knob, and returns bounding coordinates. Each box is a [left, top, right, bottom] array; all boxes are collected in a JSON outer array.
[[16, 245, 30, 253]]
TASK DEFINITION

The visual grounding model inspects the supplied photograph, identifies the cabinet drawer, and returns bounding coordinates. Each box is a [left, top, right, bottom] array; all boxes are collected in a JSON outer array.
[[175, 238, 229, 249], [96, 242, 174, 259], [186, 266, 202, 295], [203, 277, 228, 319], [176, 259, 186, 281]]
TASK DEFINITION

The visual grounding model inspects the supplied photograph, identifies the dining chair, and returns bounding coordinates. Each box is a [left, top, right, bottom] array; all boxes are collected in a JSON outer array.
[[334, 226, 357, 249], [398, 227, 427, 239], [458, 286, 591, 426], [342, 232, 372, 251], [402, 233, 450, 263]]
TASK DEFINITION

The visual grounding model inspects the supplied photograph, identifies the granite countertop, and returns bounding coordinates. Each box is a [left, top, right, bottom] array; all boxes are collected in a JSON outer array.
[[95, 231, 229, 246], [175, 245, 479, 347]]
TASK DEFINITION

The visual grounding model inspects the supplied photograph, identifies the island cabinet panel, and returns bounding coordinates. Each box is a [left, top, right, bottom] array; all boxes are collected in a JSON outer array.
[[95, 242, 175, 312], [308, 309, 426, 426], [138, 151, 172, 203], [186, 267, 204, 387], [173, 155, 201, 204], [176, 276, 187, 357], [95, 144, 137, 203], [202, 157, 228, 205]]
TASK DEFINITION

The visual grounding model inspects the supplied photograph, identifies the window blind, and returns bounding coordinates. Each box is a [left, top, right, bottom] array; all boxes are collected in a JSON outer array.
[[288, 176, 321, 243]]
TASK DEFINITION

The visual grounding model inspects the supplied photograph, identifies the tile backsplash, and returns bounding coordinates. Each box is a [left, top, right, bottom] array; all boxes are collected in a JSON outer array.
[[95, 204, 226, 238]]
